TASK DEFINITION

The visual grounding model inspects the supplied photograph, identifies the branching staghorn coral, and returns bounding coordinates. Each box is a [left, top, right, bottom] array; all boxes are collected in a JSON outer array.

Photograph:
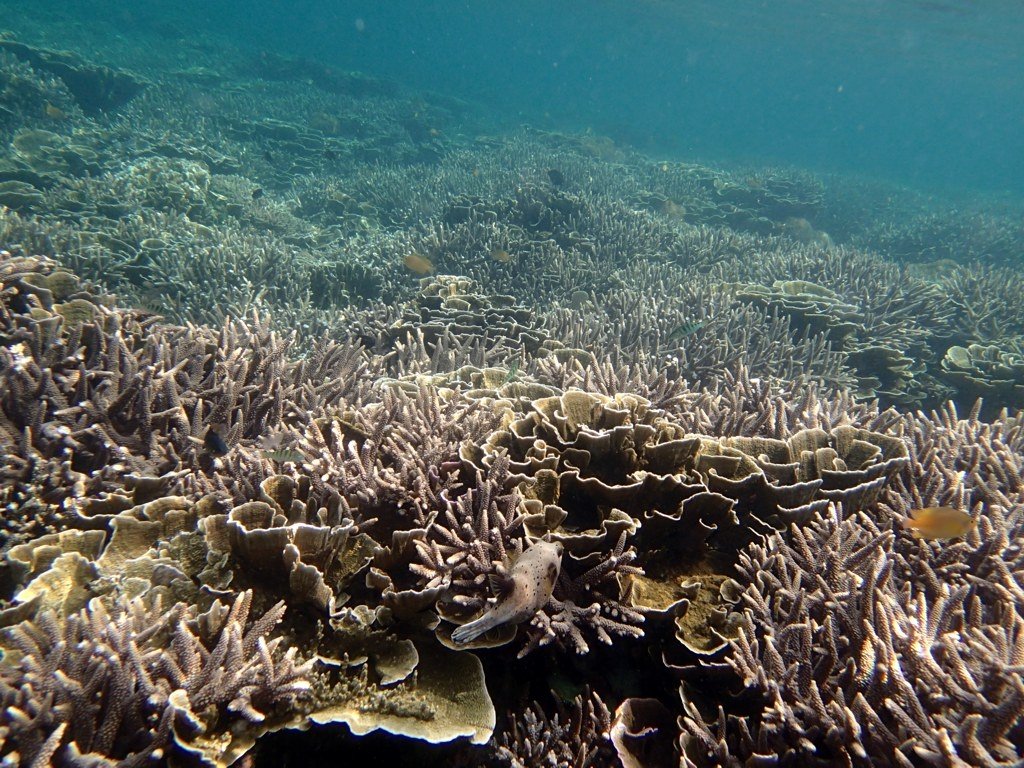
[[676, 366, 893, 439], [539, 261, 852, 394], [294, 379, 501, 530], [0, 591, 312, 767], [715, 244, 960, 406], [547, 360, 885, 438], [680, 503, 1024, 767], [518, 531, 646, 658], [938, 263, 1024, 345], [1, 251, 406, 548], [0, 270, 287, 536], [413, 451, 527, 601], [854, 208, 1024, 267], [880, 400, 1024, 618], [492, 689, 616, 768], [419, 447, 646, 658]]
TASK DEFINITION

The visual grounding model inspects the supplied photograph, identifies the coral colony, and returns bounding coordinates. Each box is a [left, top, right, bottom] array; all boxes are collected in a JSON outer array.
[[1, 31, 1023, 768]]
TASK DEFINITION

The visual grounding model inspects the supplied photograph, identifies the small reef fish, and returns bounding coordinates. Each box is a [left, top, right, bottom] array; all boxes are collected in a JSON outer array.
[[569, 289, 590, 309], [500, 361, 520, 385], [666, 319, 706, 341], [902, 506, 977, 540], [44, 102, 68, 120], [547, 168, 565, 186], [404, 252, 434, 275], [491, 248, 512, 264], [451, 540, 564, 644], [782, 217, 834, 249], [203, 424, 230, 456], [658, 198, 686, 219], [261, 448, 305, 463]]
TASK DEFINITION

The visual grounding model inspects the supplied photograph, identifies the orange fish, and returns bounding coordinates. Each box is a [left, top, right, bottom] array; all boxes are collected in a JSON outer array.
[[404, 252, 434, 275], [491, 248, 512, 263], [44, 102, 68, 120], [902, 506, 976, 540]]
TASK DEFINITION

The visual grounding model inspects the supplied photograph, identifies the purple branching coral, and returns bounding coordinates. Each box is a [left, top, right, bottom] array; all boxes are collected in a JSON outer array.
[[492, 689, 616, 768], [420, 453, 646, 657], [294, 380, 501, 530], [678, 401, 1024, 767], [519, 531, 645, 658], [413, 451, 528, 599], [0, 591, 313, 766], [680, 503, 1024, 767]]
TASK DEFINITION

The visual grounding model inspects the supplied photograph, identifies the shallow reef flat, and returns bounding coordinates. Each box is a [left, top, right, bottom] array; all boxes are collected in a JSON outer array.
[[1, 25, 1023, 768]]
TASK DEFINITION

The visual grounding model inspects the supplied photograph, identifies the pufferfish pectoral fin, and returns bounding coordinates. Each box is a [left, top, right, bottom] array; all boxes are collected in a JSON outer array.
[[488, 572, 515, 599]]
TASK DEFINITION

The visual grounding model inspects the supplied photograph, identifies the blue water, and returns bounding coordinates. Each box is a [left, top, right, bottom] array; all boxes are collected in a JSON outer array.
[[5, 0, 1022, 196], [184, 0, 1024, 197]]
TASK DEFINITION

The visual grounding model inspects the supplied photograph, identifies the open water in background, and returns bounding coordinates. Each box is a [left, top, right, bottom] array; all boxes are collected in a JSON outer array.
[[7, 0, 1024, 198], [191, 0, 1024, 198]]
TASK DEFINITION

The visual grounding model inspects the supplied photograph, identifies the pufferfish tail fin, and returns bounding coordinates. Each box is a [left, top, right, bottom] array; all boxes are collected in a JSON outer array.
[[451, 612, 500, 644]]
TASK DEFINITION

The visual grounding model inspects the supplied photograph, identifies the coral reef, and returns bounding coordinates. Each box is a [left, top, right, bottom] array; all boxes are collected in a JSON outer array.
[[448, 390, 907, 660], [720, 245, 958, 406], [493, 690, 616, 768], [1, 591, 311, 766], [2, 58, 1020, 412], [857, 208, 1024, 267], [0, 39, 145, 115], [1, 24, 1023, 768], [680, 400, 1024, 766], [682, 501, 1024, 767], [3, 243, 1023, 766]]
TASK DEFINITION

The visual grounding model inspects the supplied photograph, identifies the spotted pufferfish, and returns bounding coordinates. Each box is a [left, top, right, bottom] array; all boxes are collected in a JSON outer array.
[[451, 539, 564, 644]]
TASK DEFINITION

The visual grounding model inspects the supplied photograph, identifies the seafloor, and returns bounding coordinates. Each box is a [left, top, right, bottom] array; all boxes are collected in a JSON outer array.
[[0, 14, 1023, 768]]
